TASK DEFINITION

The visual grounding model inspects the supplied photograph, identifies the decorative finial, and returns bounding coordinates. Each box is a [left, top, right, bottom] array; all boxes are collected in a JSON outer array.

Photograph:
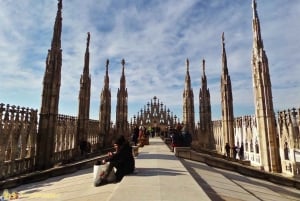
[[58, 0, 62, 10], [252, 0, 257, 10], [222, 32, 225, 43], [202, 59, 205, 74], [222, 32, 226, 50], [121, 58, 125, 67], [186, 58, 189, 71], [252, 0, 257, 17], [106, 59, 109, 67], [87, 32, 90, 48]]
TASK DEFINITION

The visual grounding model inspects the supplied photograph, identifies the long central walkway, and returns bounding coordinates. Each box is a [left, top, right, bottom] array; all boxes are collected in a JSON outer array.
[[108, 139, 210, 201], [6, 138, 300, 201]]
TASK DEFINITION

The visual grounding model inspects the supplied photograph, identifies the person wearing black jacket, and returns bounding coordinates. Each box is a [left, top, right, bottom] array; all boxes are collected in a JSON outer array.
[[101, 135, 135, 184]]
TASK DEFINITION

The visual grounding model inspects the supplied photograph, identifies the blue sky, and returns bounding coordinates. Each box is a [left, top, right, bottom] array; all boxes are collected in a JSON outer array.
[[0, 0, 299, 123]]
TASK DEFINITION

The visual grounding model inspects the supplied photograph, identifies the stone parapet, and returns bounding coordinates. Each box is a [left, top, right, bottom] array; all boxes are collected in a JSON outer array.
[[175, 147, 300, 190], [0, 154, 109, 190]]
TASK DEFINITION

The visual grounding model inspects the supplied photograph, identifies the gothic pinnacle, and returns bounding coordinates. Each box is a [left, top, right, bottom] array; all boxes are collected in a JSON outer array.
[[252, 0, 264, 50], [83, 32, 90, 75], [222, 32, 228, 74], [51, 0, 62, 50]]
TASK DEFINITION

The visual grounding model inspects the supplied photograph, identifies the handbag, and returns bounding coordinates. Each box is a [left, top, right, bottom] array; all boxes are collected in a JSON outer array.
[[93, 162, 116, 186]]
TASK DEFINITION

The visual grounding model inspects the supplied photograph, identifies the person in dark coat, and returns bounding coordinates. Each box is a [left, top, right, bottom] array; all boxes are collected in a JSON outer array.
[[132, 126, 139, 146], [239, 143, 244, 160], [225, 142, 230, 157], [171, 131, 181, 152], [101, 135, 135, 184], [181, 127, 192, 147]]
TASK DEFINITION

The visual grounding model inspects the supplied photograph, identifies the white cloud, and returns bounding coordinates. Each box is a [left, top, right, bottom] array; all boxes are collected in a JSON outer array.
[[0, 0, 299, 123]]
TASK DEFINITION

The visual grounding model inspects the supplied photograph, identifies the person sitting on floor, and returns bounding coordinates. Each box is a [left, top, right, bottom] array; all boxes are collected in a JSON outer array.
[[100, 135, 135, 185]]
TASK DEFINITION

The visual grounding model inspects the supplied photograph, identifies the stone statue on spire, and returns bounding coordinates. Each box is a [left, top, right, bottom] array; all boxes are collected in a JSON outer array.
[[222, 32, 225, 44], [252, 0, 257, 10], [252, 0, 258, 18], [58, 0, 62, 10], [186, 58, 189, 71], [87, 32, 90, 48]]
